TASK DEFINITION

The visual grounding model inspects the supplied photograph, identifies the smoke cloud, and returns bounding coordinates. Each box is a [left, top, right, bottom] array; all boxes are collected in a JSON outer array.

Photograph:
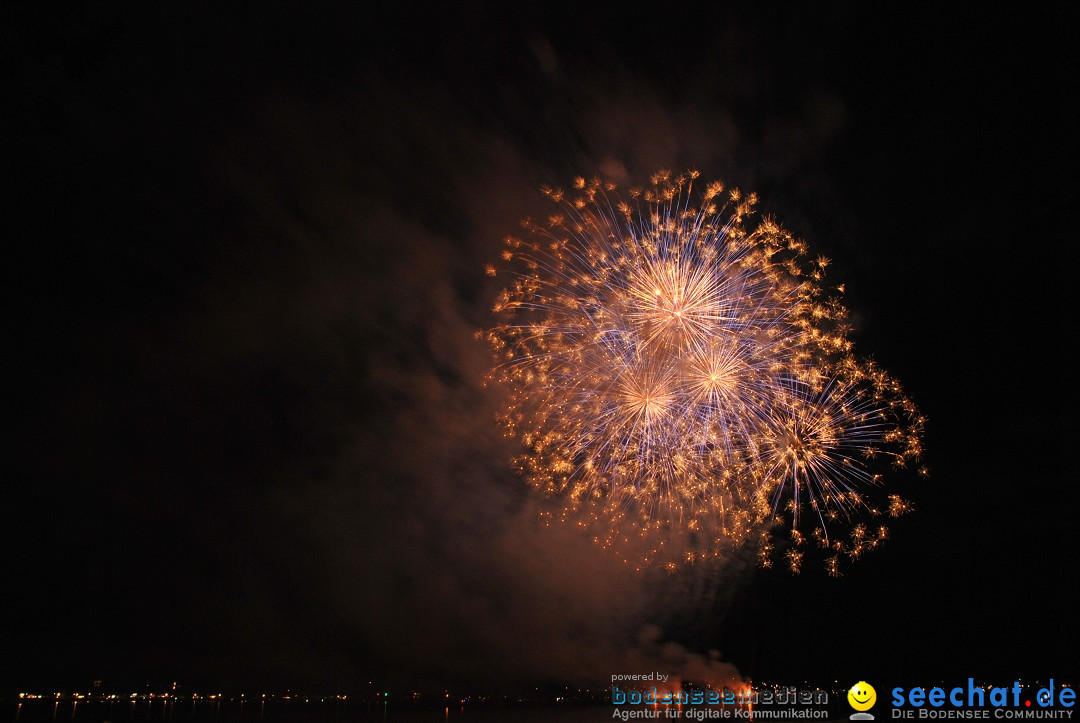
[[179, 73, 782, 688]]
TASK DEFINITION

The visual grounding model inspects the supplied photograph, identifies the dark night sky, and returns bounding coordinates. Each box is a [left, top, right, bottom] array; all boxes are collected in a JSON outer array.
[[4, 2, 1076, 694]]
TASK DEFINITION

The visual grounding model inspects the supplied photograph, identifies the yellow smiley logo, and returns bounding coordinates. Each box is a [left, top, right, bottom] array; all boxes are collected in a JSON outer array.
[[848, 682, 877, 711]]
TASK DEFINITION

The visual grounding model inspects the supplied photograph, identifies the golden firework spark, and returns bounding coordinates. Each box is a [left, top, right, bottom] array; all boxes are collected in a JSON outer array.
[[487, 171, 925, 574]]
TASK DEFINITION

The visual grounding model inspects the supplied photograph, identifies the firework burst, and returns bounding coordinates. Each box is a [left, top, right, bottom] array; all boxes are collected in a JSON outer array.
[[486, 171, 925, 574]]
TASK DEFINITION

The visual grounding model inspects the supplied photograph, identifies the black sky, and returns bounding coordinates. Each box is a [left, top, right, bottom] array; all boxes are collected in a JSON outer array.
[[4, 3, 1076, 693]]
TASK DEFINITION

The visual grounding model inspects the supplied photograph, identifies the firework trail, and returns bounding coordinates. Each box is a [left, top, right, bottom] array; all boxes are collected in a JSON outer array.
[[486, 171, 925, 574]]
